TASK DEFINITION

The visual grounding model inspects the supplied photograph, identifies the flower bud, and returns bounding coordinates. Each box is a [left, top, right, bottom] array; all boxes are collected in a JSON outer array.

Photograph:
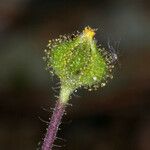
[[44, 27, 114, 93]]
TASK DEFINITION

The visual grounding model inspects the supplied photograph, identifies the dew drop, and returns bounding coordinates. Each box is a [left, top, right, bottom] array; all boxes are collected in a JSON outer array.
[[93, 76, 97, 81], [101, 83, 106, 87], [88, 88, 92, 91]]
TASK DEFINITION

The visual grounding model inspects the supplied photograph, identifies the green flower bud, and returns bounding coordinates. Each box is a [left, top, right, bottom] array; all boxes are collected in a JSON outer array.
[[44, 27, 114, 103]]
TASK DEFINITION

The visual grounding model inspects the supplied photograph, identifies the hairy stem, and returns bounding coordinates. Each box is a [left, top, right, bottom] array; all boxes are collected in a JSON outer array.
[[42, 100, 66, 150]]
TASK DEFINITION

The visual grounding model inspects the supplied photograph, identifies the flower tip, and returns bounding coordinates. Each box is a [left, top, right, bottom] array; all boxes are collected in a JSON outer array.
[[83, 26, 96, 39]]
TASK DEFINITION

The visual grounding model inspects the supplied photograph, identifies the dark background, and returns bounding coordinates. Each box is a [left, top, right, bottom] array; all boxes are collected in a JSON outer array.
[[0, 0, 150, 149]]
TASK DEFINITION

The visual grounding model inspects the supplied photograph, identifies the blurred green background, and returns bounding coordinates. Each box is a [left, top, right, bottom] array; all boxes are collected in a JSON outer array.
[[0, 0, 150, 149]]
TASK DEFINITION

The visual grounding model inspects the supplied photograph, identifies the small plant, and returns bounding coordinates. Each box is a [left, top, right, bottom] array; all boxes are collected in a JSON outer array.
[[42, 27, 116, 150]]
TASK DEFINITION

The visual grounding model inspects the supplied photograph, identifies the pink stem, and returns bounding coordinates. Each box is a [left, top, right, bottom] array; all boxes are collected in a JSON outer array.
[[42, 100, 66, 150]]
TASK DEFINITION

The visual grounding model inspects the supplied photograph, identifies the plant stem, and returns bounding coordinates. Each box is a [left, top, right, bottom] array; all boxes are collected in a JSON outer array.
[[42, 85, 73, 150], [42, 100, 66, 150]]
